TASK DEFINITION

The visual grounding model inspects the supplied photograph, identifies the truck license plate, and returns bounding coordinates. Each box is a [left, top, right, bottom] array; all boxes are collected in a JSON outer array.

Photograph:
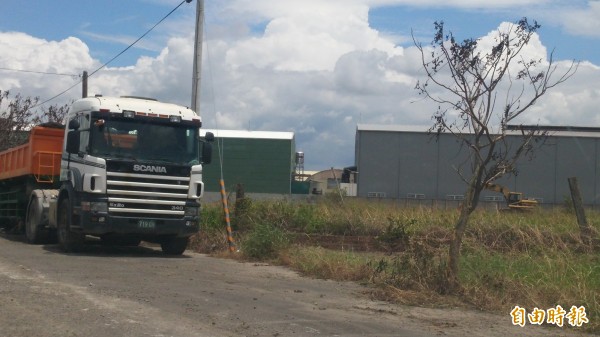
[[138, 220, 156, 229]]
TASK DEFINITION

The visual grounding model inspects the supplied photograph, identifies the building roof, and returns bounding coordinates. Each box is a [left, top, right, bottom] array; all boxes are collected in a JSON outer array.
[[357, 124, 429, 133], [201, 129, 294, 140], [310, 169, 343, 181], [357, 124, 600, 138], [505, 125, 600, 138]]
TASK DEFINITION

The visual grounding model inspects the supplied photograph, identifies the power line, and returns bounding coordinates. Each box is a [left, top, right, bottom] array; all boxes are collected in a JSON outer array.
[[0, 67, 79, 77], [88, 0, 191, 78], [31, 0, 193, 109]]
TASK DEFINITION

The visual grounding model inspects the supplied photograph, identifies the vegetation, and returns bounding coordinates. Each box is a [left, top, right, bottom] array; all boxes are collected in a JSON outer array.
[[191, 197, 600, 333], [0, 90, 70, 151], [413, 19, 578, 289]]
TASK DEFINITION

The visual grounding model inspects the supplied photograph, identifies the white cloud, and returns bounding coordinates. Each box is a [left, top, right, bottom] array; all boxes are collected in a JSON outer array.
[[478, 21, 548, 63], [222, 0, 401, 72], [0, 32, 94, 100], [555, 1, 600, 38], [1, 1, 599, 170], [519, 61, 600, 126]]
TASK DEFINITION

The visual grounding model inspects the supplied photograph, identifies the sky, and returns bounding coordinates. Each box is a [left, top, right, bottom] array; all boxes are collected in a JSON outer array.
[[0, 0, 599, 171]]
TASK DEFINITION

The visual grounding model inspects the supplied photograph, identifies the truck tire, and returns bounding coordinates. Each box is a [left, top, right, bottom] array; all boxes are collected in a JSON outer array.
[[160, 236, 189, 255], [57, 198, 85, 252], [25, 197, 48, 244]]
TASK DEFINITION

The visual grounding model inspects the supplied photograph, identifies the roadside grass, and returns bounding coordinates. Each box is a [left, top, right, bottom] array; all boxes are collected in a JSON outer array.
[[191, 198, 600, 333]]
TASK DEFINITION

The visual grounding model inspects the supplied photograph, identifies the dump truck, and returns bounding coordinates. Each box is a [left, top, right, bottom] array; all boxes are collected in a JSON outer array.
[[484, 183, 538, 210], [0, 96, 213, 254]]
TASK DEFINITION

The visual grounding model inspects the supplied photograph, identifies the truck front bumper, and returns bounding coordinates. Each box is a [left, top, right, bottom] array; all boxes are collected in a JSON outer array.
[[78, 211, 200, 238]]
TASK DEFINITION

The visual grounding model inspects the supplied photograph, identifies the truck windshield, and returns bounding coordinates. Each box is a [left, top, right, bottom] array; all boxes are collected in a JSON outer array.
[[89, 116, 199, 165]]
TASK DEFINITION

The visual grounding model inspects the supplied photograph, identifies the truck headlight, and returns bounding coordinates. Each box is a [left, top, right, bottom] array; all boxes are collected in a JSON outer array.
[[91, 202, 108, 213], [184, 206, 199, 217]]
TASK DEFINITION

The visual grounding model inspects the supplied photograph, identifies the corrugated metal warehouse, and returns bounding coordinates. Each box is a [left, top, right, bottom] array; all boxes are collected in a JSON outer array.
[[201, 130, 295, 195], [355, 124, 600, 206]]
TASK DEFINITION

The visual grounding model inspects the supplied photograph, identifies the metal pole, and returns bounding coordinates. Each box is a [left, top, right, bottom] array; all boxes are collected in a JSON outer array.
[[191, 0, 204, 113], [220, 179, 236, 252], [331, 167, 344, 203], [568, 177, 593, 247], [82, 71, 88, 98]]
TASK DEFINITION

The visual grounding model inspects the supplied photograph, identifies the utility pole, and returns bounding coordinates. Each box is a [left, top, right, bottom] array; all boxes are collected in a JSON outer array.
[[191, 0, 204, 113], [82, 71, 88, 98]]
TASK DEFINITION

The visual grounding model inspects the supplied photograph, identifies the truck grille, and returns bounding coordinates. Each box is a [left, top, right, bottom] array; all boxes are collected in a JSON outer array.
[[106, 171, 190, 218]]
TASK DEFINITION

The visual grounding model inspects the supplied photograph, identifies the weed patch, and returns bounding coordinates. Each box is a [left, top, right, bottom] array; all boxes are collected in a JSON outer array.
[[280, 246, 374, 281], [192, 199, 600, 333], [241, 222, 289, 260]]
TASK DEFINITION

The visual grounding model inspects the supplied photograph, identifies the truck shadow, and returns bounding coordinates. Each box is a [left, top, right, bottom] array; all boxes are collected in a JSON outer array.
[[0, 232, 191, 258], [42, 243, 175, 258], [44, 240, 193, 258]]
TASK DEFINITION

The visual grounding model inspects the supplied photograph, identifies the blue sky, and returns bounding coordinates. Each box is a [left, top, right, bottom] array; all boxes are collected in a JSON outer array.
[[2, 1, 596, 65], [0, 0, 191, 66], [1, 0, 599, 170], [251, 1, 599, 67], [370, 5, 598, 63]]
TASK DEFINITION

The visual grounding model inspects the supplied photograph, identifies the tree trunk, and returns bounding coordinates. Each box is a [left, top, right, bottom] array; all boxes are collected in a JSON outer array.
[[446, 174, 480, 293], [447, 205, 470, 292]]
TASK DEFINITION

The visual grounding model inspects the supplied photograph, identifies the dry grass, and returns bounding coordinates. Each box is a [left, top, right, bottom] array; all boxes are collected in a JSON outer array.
[[190, 199, 600, 333], [278, 246, 375, 281]]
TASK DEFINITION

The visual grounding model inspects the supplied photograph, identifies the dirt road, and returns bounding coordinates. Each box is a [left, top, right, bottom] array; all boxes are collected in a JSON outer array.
[[0, 235, 592, 337]]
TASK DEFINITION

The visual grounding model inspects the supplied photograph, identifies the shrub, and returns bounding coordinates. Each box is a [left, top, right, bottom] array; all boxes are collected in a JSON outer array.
[[201, 203, 225, 231], [370, 236, 448, 294], [377, 216, 416, 251], [242, 222, 289, 259]]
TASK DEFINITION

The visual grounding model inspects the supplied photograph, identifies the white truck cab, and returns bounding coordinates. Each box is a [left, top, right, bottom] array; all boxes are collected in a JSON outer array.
[[47, 95, 213, 254]]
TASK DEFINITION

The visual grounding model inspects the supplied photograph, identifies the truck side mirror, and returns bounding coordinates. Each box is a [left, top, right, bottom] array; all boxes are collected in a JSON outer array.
[[200, 132, 214, 165], [66, 131, 80, 154], [68, 119, 80, 130], [201, 142, 213, 165]]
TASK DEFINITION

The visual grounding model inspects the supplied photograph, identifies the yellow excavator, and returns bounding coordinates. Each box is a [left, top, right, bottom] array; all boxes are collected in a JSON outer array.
[[484, 183, 538, 210]]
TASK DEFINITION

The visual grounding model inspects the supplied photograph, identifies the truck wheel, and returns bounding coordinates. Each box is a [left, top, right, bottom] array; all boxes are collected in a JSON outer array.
[[57, 198, 85, 252], [160, 236, 189, 255], [25, 197, 48, 244]]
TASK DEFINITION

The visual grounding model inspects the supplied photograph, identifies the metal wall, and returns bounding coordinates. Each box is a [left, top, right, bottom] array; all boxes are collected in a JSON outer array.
[[355, 128, 600, 206], [202, 137, 295, 194]]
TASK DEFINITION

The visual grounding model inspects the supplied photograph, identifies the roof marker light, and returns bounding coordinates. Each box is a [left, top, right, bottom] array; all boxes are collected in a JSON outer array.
[[123, 110, 135, 118], [169, 115, 182, 123]]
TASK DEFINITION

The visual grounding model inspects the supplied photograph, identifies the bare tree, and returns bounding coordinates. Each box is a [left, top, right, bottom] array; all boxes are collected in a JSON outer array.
[[413, 18, 578, 290], [0, 90, 70, 152], [0, 91, 38, 152], [35, 102, 70, 125]]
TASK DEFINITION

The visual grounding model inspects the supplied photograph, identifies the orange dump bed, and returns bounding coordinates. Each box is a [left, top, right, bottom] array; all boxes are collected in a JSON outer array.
[[0, 126, 64, 182]]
